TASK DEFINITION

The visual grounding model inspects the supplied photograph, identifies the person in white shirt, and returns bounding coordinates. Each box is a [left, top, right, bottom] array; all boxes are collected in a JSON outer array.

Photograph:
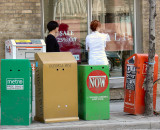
[[86, 20, 110, 65]]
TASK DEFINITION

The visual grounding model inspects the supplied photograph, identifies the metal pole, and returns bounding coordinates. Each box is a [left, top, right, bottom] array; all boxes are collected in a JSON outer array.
[[87, 0, 92, 34], [41, 0, 44, 39]]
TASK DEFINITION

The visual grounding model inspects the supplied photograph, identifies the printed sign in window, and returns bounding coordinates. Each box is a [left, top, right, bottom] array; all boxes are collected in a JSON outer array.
[[102, 23, 133, 51], [56, 20, 81, 62]]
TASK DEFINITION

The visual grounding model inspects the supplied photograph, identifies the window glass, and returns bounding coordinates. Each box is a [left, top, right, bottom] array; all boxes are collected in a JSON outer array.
[[43, 0, 135, 77], [43, 0, 88, 62], [92, 0, 134, 77]]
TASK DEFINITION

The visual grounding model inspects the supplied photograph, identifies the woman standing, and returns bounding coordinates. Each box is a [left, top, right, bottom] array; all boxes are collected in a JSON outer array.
[[46, 21, 60, 52], [86, 20, 110, 65]]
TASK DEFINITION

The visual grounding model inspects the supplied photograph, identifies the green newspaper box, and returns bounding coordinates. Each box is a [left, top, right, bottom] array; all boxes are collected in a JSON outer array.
[[1, 59, 32, 125], [78, 65, 110, 120]]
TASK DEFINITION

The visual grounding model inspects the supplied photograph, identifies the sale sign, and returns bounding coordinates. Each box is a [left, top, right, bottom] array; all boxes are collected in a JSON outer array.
[[57, 20, 81, 62]]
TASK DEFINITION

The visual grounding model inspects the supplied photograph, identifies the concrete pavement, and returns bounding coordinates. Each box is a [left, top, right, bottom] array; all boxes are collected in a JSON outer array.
[[1, 100, 160, 130]]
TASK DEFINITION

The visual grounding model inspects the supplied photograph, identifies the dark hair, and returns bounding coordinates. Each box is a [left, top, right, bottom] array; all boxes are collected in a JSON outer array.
[[47, 21, 59, 32], [90, 20, 101, 31]]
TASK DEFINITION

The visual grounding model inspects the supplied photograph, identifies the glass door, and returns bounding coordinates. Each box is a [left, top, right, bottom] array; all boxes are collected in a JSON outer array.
[[43, 0, 88, 63], [92, 0, 135, 77]]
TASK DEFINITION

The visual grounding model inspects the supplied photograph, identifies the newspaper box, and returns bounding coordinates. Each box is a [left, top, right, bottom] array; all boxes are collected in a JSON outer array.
[[34, 52, 79, 123], [5, 39, 46, 116], [1, 59, 32, 125], [78, 65, 110, 120], [124, 54, 158, 115]]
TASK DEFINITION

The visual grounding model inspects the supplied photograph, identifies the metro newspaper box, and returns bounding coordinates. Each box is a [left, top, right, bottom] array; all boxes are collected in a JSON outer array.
[[124, 54, 158, 115], [1, 59, 32, 125], [34, 52, 79, 123], [5, 39, 46, 116], [78, 65, 110, 120]]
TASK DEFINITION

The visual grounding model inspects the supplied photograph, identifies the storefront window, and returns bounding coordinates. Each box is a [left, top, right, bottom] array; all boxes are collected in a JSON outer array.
[[43, 0, 135, 77], [43, 0, 88, 62], [92, 0, 134, 77]]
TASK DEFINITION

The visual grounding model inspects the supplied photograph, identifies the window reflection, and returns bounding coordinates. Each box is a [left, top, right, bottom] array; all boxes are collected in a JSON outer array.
[[92, 0, 134, 77], [43, 0, 135, 77], [44, 0, 88, 62]]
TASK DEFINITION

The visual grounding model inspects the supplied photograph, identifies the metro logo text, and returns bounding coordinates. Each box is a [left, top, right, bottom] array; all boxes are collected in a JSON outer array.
[[6, 78, 24, 90], [7, 79, 23, 85]]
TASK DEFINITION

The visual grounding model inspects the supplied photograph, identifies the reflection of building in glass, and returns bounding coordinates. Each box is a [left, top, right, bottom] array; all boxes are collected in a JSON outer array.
[[92, 0, 134, 51], [44, 0, 134, 77], [44, 0, 87, 62], [92, 0, 134, 77]]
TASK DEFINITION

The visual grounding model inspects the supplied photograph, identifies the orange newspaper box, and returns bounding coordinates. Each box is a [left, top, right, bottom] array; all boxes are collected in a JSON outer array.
[[124, 54, 158, 115]]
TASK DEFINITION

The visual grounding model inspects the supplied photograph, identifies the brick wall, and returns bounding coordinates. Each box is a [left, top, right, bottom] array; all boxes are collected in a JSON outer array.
[[0, 0, 42, 101], [142, 0, 160, 96]]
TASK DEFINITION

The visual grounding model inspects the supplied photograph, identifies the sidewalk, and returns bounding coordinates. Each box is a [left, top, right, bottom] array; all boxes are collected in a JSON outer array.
[[1, 99, 160, 130]]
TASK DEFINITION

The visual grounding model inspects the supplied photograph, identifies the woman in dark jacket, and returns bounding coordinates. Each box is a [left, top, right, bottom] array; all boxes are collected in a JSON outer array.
[[46, 21, 60, 52]]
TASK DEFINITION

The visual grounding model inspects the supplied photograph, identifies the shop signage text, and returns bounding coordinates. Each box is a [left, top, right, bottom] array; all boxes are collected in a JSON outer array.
[[87, 70, 108, 94]]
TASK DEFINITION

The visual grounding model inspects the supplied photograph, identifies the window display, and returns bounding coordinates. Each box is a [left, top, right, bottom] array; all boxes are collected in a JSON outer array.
[[92, 0, 134, 77], [43, 0, 135, 77]]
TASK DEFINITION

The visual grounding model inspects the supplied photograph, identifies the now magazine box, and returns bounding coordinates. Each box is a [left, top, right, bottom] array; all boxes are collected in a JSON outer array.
[[34, 52, 79, 123], [1, 59, 32, 125], [78, 65, 110, 120]]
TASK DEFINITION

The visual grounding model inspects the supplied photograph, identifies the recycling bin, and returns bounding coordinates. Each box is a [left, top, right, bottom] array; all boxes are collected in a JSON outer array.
[[1, 59, 32, 125], [124, 54, 158, 115], [78, 65, 110, 120]]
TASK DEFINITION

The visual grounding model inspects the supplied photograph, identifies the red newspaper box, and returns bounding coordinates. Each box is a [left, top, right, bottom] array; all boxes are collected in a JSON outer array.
[[124, 54, 158, 115]]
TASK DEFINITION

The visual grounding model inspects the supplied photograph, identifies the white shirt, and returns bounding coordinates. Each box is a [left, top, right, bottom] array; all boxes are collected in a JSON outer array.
[[86, 31, 110, 65]]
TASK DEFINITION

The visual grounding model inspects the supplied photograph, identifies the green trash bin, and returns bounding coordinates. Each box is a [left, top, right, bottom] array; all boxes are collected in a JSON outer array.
[[1, 59, 32, 125], [78, 65, 110, 120]]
